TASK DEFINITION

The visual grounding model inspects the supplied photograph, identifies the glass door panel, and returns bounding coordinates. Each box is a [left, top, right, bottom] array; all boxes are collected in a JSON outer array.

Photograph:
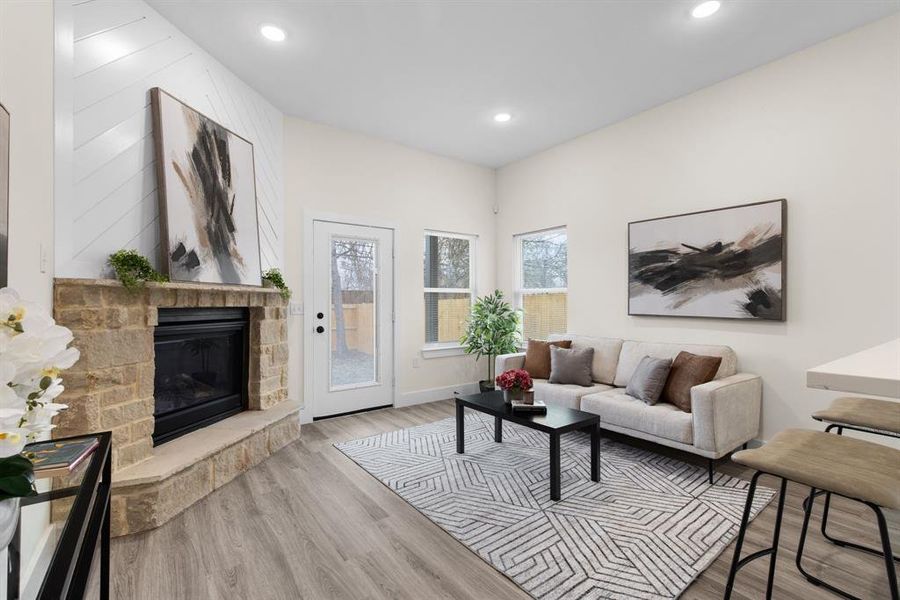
[[330, 237, 378, 389]]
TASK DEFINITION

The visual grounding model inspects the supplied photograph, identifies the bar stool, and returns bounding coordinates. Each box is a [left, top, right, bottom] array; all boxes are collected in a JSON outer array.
[[723, 429, 900, 600], [811, 396, 900, 562]]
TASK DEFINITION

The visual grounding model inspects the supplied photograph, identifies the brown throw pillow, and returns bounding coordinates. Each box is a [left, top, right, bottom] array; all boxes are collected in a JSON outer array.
[[662, 351, 723, 412], [523, 339, 572, 379]]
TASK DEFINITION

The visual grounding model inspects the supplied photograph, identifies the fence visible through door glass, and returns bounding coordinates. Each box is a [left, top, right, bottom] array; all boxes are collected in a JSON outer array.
[[330, 237, 378, 389]]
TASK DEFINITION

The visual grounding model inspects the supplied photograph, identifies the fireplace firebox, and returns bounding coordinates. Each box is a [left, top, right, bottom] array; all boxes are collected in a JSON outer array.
[[153, 307, 249, 445]]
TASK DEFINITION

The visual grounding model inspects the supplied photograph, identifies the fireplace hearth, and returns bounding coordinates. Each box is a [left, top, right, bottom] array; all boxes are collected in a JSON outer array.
[[153, 307, 248, 445], [52, 278, 299, 537]]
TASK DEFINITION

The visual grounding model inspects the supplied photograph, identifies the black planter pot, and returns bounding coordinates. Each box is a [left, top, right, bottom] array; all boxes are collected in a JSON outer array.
[[479, 380, 495, 393]]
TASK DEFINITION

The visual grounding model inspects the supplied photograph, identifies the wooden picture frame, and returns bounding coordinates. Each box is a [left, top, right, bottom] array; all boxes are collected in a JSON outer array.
[[0, 102, 9, 289], [150, 87, 263, 286], [628, 199, 787, 321]]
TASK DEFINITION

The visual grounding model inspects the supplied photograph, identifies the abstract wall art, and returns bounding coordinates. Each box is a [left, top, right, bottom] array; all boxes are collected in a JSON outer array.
[[628, 199, 786, 320], [0, 102, 9, 288], [151, 88, 262, 286]]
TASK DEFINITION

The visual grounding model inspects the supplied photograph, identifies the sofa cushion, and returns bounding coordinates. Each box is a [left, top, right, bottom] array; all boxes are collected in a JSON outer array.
[[549, 334, 623, 385], [662, 351, 722, 412], [625, 356, 672, 405], [549, 345, 594, 386], [614, 341, 736, 388], [522, 339, 572, 379], [581, 390, 693, 444], [532, 379, 614, 410]]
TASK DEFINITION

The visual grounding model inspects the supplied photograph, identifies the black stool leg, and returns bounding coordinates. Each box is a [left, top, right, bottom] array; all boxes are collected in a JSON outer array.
[[725, 473, 788, 600], [872, 503, 899, 600], [724, 471, 761, 599], [796, 488, 890, 600], [765, 478, 788, 599]]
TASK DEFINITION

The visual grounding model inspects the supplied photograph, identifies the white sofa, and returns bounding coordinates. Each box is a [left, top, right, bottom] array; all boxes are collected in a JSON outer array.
[[495, 334, 761, 481]]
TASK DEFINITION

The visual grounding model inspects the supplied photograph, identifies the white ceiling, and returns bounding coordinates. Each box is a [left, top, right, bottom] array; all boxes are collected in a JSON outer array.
[[147, 1, 899, 167]]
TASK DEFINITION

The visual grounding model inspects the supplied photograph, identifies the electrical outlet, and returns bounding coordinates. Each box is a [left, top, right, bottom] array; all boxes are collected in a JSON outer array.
[[39, 244, 48, 274]]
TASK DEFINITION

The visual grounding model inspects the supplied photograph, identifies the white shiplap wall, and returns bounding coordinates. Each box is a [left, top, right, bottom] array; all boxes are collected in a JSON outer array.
[[56, 0, 284, 278]]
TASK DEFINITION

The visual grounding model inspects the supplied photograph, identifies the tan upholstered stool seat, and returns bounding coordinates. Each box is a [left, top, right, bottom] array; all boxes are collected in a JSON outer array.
[[732, 428, 900, 509], [812, 396, 900, 435]]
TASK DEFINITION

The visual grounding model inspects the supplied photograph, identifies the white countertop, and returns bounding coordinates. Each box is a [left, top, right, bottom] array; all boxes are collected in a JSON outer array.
[[807, 339, 900, 398]]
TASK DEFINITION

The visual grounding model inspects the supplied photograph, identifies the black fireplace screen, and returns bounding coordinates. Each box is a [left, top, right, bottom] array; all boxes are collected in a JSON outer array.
[[153, 307, 248, 445]]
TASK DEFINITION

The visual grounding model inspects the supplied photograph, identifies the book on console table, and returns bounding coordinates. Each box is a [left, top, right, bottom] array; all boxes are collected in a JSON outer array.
[[511, 400, 547, 414], [24, 437, 100, 479]]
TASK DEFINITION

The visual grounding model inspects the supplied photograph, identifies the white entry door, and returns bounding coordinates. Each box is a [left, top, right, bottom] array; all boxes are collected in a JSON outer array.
[[312, 221, 394, 418]]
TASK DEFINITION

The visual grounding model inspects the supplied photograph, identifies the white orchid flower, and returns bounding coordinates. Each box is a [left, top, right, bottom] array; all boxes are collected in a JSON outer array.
[[0, 287, 79, 452]]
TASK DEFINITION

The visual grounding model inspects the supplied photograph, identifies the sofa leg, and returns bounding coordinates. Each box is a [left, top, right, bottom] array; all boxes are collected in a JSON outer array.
[[708, 459, 714, 485]]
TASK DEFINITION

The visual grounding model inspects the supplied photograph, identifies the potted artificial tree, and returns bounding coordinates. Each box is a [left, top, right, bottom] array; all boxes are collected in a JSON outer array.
[[460, 290, 520, 393]]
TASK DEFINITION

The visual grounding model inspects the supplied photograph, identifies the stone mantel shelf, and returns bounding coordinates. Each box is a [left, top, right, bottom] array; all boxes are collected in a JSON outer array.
[[54, 277, 283, 295], [114, 400, 301, 489]]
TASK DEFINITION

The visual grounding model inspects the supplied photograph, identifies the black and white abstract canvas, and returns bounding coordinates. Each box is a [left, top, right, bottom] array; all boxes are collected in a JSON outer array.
[[629, 199, 786, 320], [151, 88, 262, 286]]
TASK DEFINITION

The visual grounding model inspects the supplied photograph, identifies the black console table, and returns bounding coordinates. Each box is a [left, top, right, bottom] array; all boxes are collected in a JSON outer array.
[[7, 432, 111, 600]]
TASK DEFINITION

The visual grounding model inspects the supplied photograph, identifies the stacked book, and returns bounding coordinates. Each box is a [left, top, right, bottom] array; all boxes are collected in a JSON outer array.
[[511, 399, 547, 414], [24, 438, 99, 479]]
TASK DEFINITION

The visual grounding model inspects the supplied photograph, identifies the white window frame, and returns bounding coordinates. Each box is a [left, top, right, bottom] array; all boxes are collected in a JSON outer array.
[[422, 230, 478, 357], [514, 226, 568, 342]]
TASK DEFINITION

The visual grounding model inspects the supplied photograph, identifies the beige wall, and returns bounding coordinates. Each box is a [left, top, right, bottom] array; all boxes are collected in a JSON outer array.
[[284, 118, 496, 410], [0, 0, 56, 590], [495, 15, 900, 441]]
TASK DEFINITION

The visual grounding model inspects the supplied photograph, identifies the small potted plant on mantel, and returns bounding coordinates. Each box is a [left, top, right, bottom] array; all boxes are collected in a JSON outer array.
[[262, 268, 292, 300], [460, 290, 521, 393]]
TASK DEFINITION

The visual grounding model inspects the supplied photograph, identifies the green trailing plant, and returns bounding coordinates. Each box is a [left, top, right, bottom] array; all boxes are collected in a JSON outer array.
[[108, 249, 167, 291], [262, 268, 292, 299], [460, 290, 521, 384]]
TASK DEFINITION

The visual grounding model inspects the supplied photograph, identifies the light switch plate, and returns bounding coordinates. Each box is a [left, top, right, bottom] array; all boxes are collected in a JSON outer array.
[[289, 301, 303, 316]]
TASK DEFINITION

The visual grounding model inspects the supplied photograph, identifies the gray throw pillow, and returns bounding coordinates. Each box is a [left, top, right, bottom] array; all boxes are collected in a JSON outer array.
[[549, 345, 595, 387], [625, 356, 673, 405]]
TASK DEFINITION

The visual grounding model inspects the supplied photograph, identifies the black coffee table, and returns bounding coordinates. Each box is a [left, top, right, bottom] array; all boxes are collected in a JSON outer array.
[[455, 391, 601, 501]]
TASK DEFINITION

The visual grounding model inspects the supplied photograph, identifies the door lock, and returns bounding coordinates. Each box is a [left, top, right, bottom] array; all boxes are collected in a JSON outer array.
[[316, 312, 324, 319]]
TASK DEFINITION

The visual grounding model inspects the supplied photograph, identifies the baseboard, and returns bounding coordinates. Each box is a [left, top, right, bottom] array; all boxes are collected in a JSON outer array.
[[396, 382, 480, 408]]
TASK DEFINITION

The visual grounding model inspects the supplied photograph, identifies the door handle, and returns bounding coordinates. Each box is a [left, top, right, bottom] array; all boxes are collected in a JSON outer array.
[[315, 325, 325, 334]]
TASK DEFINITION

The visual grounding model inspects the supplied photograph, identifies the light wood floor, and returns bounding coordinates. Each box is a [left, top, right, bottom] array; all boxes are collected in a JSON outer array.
[[95, 400, 896, 599]]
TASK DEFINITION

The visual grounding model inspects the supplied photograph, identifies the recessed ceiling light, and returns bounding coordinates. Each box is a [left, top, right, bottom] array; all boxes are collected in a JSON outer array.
[[493, 112, 512, 123], [691, 1, 721, 18], [260, 24, 286, 42]]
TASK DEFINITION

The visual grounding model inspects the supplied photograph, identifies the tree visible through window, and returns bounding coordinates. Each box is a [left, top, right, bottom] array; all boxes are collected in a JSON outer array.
[[516, 228, 567, 340], [424, 232, 475, 344]]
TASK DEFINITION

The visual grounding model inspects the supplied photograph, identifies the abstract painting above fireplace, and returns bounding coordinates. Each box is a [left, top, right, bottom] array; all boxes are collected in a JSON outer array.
[[151, 87, 263, 286]]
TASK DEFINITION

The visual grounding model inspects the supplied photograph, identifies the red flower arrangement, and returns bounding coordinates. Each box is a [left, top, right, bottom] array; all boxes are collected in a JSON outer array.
[[495, 369, 533, 391]]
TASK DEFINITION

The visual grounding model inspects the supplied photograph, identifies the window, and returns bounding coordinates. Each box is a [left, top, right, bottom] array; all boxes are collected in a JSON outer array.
[[515, 227, 568, 340], [424, 231, 476, 346]]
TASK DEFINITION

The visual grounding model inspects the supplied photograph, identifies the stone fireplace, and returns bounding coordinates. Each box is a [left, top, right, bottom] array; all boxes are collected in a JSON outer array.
[[52, 278, 300, 536]]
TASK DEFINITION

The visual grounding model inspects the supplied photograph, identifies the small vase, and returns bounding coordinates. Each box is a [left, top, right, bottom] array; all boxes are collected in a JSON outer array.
[[0, 498, 20, 550], [503, 388, 524, 404]]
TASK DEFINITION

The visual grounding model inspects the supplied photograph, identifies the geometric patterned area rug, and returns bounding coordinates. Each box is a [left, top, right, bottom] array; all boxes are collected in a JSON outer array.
[[335, 412, 775, 600]]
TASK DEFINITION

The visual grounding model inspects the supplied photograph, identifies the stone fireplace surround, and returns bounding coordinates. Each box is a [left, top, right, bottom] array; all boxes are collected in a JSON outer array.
[[52, 278, 300, 536]]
